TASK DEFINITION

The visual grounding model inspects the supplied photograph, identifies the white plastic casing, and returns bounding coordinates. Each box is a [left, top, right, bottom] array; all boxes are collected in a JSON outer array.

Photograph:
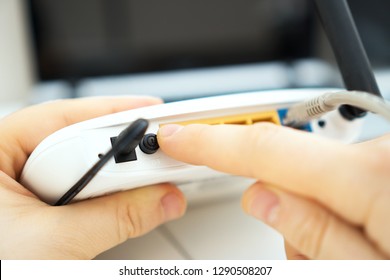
[[20, 89, 363, 204]]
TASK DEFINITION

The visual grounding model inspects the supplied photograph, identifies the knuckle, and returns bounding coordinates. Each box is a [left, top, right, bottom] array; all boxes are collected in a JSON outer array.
[[365, 188, 390, 255], [245, 123, 281, 176], [116, 203, 144, 242], [249, 123, 283, 153], [291, 207, 331, 259], [356, 144, 390, 178], [366, 153, 390, 177], [251, 122, 280, 140]]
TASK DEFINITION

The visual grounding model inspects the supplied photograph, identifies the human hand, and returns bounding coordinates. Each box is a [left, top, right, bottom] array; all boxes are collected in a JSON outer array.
[[0, 97, 186, 259], [158, 123, 390, 259]]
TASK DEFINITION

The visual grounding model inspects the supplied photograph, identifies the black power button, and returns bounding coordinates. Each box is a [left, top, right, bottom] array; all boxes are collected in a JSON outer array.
[[139, 133, 159, 154]]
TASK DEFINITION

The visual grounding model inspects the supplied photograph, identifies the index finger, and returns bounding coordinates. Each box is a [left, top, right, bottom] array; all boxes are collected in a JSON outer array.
[[157, 123, 382, 225]]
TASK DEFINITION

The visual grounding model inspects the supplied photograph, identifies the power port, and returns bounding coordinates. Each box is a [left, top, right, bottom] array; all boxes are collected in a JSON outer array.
[[139, 133, 159, 154]]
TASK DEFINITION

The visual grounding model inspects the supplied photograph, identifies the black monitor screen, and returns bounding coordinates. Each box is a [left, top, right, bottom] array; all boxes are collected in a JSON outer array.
[[28, 0, 314, 81]]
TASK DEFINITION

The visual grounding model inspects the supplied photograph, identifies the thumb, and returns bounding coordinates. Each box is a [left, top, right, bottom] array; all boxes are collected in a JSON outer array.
[[53, 184, 186, 259], [241, 182, 384, 259]]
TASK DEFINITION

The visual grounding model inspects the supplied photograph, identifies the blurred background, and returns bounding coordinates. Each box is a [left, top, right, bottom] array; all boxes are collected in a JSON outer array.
[[2, 0, 389, 104], [0, 0, 389, 259]]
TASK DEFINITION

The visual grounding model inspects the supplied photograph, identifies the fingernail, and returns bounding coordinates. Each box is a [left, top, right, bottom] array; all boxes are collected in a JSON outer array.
[[159, 124, 183, 137], [161, 192, 184, 221], [248, 187, 280, 225]]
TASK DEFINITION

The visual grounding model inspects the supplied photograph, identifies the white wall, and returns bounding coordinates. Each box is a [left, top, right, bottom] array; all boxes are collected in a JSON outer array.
[[0, 0, 34, 103]]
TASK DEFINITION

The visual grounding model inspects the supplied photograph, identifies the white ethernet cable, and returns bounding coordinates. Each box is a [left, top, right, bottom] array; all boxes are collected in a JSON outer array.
[[284, 91, 390, 127]]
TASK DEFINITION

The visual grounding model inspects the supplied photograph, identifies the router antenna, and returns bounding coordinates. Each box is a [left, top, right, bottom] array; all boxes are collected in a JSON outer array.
[[313, 0, 382, 120]]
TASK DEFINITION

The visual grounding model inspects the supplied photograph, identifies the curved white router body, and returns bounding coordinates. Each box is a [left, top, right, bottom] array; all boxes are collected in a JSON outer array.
[[21, 89, 363, 204]]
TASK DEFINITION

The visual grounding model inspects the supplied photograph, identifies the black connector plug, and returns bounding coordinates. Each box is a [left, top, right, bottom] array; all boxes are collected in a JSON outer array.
[[139, 133, 159, 154], [110, 137, 137, 163], [110, 119, 150, 163]]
